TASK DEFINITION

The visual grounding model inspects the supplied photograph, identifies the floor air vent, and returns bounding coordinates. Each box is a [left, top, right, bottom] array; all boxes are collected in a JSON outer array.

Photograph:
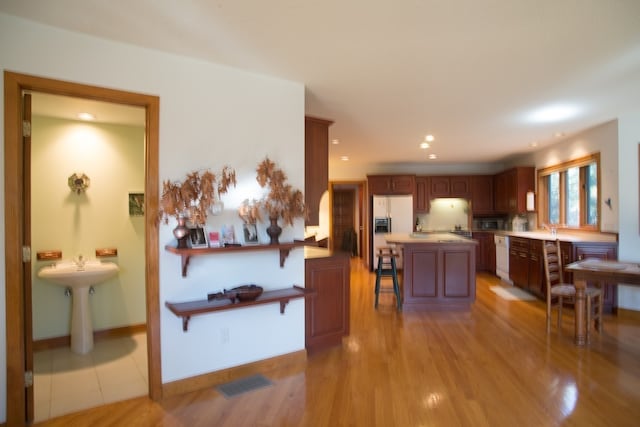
[[215, 374, 273, 398]]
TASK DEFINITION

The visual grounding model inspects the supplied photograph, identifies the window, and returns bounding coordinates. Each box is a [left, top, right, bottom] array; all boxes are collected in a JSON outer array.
[[537, 153, 600, 230]]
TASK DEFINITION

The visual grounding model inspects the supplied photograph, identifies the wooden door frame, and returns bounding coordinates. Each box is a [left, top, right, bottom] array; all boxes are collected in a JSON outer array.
[[4, 71, 161, 426]]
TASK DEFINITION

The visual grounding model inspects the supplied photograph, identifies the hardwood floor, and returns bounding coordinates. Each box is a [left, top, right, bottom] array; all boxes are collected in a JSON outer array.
[[33, 259, 640, 426]]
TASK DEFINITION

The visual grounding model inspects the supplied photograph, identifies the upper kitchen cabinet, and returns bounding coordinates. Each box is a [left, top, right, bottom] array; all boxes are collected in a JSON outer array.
[[470, 175, 494, 215], [494, 167, 534, 214], [367, 174, 416, 195], [429, 176, 470, 198], [305, 116, 333, 225], [415, 176, 430, 213]]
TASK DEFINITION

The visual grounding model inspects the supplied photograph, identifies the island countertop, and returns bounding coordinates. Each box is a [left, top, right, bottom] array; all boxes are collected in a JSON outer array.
[[385, 232, 478, 245]]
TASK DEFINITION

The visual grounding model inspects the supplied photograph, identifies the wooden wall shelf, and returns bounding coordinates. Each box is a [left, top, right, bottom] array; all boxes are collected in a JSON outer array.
[[165, 285, 315, 331], [165, 241, 307, 277]]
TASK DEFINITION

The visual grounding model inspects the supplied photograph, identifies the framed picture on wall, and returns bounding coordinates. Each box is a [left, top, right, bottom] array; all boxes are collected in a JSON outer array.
[[189, 227, 208, 248], [128, 192, 144, 216]]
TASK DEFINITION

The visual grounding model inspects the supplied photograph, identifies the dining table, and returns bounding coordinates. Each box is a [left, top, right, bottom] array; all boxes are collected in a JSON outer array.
[[565, 258, 640, 346]]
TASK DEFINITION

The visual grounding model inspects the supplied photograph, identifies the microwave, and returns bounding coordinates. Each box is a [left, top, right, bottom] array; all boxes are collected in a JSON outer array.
[[374, 217, 391, 233]]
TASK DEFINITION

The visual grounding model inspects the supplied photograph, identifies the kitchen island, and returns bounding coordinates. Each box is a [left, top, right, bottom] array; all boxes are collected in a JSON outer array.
[[385, 233, 478, 310]]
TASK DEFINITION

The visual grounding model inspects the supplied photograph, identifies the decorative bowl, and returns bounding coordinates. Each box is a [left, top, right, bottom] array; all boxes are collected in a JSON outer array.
[[228, 284, 264, 301]]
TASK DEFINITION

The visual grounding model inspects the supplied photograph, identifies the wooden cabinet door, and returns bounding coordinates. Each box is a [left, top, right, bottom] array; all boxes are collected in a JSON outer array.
[[449, 176, 470, 197], [509, 237, 529, 288], [390, 175, 416, 194], [470, 175, 494, 215], [527, 239, 543, 296], [472, 232, 495, 272], [415, 176, 429, 213], [368, 175, 415, 195], [494, 172, 508, 213], [430, 176, 450, 198], [305, 254, 350, 352], [305, 116, 332, 225]]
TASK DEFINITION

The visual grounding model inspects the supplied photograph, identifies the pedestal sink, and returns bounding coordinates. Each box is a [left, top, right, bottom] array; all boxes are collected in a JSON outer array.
[[38, 260, 119, 354]]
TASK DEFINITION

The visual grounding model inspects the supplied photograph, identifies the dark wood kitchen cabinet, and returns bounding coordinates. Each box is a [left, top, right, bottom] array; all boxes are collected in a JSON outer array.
[[367, 174, 415, 195], [429, 176, 470, 198], [473, 231, 495, 273], [305, 116, 333, 226], [470, 175, 495, 215], [509, 237, 530, 290], [415, 176, 430, 213], [304, 248, 350, 352], [494, 167, 535, 214]]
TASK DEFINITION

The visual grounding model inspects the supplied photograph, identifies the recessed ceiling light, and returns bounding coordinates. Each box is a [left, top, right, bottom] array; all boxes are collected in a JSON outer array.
[[77, 112, 95, 121], [331, 139, 340, 145], [425, 134, 434, 142], [340, 156, 349, 161], [529, 141, 538, 148], [420, 142, 430, 149], [553, 132, 565, 138], [428, 154, 437, 160]]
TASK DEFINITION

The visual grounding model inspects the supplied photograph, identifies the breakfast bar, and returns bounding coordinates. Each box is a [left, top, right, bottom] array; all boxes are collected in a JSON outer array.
[[385, 233, 478, 311]]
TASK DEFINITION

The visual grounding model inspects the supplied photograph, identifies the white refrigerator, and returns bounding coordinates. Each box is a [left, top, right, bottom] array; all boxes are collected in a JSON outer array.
[[371, 195, 414, 269]]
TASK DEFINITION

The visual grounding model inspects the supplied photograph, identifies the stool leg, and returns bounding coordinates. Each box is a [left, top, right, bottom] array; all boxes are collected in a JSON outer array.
[[391, 257, 402, 311], [374, 256, 382, 308]]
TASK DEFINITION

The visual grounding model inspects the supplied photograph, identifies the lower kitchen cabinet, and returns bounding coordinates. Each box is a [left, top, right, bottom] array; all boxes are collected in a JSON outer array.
[[508, 236, 618, 313], [472, 231, 495, 273], [304, 248, 351, 352]]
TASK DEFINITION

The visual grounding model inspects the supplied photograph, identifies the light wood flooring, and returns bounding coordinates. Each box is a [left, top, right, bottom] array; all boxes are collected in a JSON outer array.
[[33, 259, 640, 426]]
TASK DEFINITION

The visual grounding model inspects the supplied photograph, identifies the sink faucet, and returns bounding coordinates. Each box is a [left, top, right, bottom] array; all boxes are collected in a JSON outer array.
[[542, 223, 557, 236], [75, 254, 86, 268]]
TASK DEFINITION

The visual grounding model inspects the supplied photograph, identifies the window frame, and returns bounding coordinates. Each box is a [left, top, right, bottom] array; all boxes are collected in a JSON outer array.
[[536, 152, 600, 231]]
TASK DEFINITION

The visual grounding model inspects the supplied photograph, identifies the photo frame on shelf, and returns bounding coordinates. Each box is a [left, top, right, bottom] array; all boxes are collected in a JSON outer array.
[[242, 223, 259, 244], [221, 225, 236, 245], [128, 192, 144, 216], [189, 226, 208, 248]]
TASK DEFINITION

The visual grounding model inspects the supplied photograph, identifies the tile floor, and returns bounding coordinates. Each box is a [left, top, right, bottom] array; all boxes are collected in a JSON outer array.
[[33, 332, 148, 422]]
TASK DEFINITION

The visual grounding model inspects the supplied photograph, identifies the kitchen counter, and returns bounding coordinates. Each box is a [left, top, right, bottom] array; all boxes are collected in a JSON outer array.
[[385, 232, 478, 244], [494, 230, 617, 243], [385, 233, 476, 310]]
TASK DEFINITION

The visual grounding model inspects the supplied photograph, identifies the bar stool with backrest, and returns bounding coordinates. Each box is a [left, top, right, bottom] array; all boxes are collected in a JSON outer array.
[[542, 239, 603, 338], [374, 246, 402, 310]]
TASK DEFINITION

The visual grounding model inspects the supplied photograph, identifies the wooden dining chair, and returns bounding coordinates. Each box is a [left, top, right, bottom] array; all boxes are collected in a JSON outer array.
[[542, 239, 603, 336]]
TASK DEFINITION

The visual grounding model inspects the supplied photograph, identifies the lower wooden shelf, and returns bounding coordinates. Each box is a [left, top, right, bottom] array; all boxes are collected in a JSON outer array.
[[165, 285, 315, 332]]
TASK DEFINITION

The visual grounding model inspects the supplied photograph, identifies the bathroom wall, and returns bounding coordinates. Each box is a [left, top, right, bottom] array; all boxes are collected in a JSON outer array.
[[31, 116, 146, 339]]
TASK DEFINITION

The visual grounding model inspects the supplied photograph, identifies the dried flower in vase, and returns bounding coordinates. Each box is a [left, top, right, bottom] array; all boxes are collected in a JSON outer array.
[[255, 157, 306, 226], [159, 166, 237, 226]]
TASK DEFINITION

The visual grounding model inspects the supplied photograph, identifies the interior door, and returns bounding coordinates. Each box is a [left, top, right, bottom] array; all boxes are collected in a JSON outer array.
[[332, 189, 356, 254], [22, 92, 34, 423]]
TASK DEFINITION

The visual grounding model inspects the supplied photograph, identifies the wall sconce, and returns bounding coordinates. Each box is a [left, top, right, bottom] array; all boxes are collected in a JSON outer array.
[[526, 191, 535, 212], [68, 173, 90, 194]]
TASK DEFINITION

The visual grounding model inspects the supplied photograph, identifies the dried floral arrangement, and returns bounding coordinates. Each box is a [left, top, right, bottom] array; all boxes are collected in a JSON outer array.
[[238, 198, 262, 224], [159, 166, 237, 226], [256, 157, 306, 226]]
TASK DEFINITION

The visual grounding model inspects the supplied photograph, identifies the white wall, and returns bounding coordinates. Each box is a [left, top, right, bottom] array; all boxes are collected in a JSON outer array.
[[617, 111, 640, 310], [31, 116, 146, 339], [0, 13, 305, 422]]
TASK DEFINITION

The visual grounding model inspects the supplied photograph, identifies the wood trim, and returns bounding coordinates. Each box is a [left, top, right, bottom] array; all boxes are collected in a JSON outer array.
[[537, 152, 600, 176], [4, 71, 161, 426], [32, 324, 147, 351], [162, 350, 307, 398]]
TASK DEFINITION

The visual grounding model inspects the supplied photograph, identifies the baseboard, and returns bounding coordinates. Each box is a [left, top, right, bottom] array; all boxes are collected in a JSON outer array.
[[617, 307, 640, 321], [32, 323, 147, 351], [162, 349, 307, 399]]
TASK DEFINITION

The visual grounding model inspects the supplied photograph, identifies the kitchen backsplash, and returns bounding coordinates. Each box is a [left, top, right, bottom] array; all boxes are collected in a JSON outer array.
[[416, 198, 470, 231]]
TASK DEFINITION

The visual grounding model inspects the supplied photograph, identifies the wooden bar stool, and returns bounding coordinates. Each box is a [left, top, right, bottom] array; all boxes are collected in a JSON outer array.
[[374, 247, 402, 310]]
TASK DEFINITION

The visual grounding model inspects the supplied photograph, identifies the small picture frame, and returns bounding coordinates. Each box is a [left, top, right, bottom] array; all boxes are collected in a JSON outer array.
[[128, 192, 144, 216], [189, 227, 208, 248], [242, 223, 259, 244], [221, 225, 236, 245]]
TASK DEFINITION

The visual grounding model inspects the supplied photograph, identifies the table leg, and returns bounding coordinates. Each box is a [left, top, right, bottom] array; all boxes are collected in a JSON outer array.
[[574, 278, 587, 346]]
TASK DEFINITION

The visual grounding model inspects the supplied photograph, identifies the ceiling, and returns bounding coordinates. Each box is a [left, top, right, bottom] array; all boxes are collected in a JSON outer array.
[[3, 1, 640, 169]]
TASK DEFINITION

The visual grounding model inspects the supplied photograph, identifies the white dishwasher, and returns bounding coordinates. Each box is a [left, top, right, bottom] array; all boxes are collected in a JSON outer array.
[[494, 234, 512, 284]]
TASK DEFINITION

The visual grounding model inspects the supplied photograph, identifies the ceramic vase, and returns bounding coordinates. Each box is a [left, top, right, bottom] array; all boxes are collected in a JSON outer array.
[[266, 216, 282, 245], [173, 216, 190, 249]]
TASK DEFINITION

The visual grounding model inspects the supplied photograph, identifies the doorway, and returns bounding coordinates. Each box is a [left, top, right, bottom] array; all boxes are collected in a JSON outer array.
[[330, 182, 365, 257], [4, 71, 161, 426]]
